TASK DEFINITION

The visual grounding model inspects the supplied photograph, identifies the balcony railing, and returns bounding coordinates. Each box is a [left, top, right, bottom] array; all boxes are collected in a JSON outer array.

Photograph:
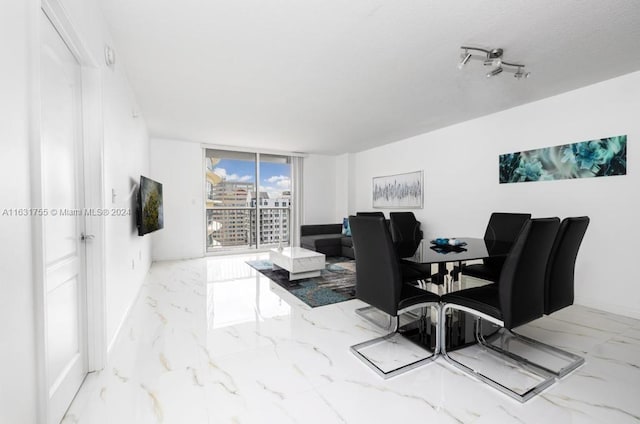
[[206, 208, 290, 251]]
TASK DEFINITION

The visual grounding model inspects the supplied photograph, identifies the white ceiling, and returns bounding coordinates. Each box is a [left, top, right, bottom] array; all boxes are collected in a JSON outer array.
[[99, 0, 640, 154]]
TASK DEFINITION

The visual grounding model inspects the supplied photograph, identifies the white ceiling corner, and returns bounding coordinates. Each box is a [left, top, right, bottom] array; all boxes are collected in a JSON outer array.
[[98, 0, 640, 154]]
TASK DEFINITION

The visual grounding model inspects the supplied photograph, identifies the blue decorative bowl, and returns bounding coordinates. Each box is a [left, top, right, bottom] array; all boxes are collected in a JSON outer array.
[[430, 238, 450, 246], [430, 238, 467, 247]]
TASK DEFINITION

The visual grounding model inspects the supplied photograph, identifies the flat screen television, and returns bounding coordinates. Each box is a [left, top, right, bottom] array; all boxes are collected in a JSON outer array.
[[137, 175, 164, 236]]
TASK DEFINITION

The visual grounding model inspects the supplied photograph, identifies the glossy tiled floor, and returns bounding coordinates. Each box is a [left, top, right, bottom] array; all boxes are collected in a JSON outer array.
[[63, 254, 640, 423]]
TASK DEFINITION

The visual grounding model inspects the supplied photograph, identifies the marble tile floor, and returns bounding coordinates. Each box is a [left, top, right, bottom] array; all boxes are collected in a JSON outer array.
[[62, 253, 640, 423]]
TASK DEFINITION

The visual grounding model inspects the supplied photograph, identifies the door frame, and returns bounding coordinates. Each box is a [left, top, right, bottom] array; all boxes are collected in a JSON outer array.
[[31, 0, 106, 421]]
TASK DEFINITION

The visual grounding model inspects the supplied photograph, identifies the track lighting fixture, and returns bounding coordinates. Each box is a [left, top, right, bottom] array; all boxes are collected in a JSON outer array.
[[483, 58, 502, 67], [514, 67, 530, 79], [458, 51, 472, 69], [486, 67, 503, 78], [458, 46, 530, 79]]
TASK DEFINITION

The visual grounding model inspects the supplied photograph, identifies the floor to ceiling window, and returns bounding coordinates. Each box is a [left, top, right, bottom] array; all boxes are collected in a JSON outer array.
[[205, 149, 293, 252]]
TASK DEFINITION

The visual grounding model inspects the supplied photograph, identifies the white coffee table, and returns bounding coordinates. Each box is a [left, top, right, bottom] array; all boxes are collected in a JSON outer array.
[[269, 247, 326, 281]]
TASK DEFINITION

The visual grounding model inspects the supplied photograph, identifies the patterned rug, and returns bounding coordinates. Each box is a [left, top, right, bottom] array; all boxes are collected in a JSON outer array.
[[246, 257, 356, 308]]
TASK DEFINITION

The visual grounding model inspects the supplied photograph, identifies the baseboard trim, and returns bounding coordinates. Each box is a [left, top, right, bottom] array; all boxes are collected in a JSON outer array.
[[106, 264, 150, 358], [575, 296, 640, 320]]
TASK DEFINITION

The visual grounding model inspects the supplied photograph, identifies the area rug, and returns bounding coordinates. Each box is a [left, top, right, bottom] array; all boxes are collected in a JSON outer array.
[[246, 258, 356, 308]]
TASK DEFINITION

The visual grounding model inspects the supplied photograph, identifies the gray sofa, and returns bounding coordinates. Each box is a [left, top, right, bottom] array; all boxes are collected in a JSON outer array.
[[300, 224, 354, 258]]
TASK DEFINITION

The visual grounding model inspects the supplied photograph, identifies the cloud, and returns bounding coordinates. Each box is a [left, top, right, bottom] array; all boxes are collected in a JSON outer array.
[[266, 175, 290, 189], [214, 167, 253, 182]]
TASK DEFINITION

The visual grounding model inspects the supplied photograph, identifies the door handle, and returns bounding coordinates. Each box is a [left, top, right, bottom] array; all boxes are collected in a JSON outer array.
[[81, 233, 95, 242]]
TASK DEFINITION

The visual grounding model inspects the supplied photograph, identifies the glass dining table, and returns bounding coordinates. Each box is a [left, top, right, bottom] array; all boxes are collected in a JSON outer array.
[[401, 237, 513, 351], [405, 237, 512, 278]]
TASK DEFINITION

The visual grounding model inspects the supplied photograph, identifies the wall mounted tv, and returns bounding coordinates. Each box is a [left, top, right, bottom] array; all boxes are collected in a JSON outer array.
[[137, 175, 164, 236]]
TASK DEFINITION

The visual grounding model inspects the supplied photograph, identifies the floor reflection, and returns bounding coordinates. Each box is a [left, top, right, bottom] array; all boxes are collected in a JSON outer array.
[[62, 253, 640, 424]]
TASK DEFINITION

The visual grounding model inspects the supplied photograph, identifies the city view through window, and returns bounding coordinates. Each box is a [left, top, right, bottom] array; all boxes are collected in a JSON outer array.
[[205, 150, 292, 251]]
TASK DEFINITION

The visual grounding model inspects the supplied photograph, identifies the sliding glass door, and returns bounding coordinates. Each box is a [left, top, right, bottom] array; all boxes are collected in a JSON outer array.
[[205, 149, 292, 252], [256, 154, 291, 247]]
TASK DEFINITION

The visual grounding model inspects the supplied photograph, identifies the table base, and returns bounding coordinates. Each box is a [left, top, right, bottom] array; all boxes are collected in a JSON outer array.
[[400, 309, 501, 352]]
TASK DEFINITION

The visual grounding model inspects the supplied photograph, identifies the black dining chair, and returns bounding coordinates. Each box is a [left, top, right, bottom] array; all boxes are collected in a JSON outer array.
[[453, 212, 531, 282], [440, 218, 560, 402], [544, 216, 590, 316], [389, 212, 448, 289], [389, 212, 423, 258], [496, 216, 591, 378], [349, 215, 441, 378], [356, 211, 386, 218], [352, 213, 434, 327]]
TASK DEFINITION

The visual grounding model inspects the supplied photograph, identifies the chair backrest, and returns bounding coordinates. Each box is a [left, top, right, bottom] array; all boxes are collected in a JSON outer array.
[[484, 212, 532, 241], [544, 217, 590, 315], [389, 212, 422, 258], [483, 212, 532, 269], [498, 218, 560, 329], [356, 211, 385, 218], [349, 215, 402, 316]]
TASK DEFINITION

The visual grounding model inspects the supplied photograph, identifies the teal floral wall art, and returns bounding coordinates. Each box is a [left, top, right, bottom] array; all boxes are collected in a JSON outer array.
[[499, 135, 627, 184]]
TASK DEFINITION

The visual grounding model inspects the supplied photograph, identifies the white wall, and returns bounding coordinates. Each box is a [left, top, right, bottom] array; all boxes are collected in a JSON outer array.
[[57, 0, 152, 351], [350, 71, 640, 318], [102, 70, 151, 352], [150, 138, 204, 261], [334, 153, 350, 220], [0, 2, 37, 423], [303, 154, 339, 224]]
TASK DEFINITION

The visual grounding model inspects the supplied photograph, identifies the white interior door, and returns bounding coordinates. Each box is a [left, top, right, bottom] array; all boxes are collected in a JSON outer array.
[[41, 10, 88, 424]]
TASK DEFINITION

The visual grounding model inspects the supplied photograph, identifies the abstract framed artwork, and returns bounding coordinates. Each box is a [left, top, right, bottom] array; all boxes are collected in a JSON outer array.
[[372, 170, 423, 208], [499, 135, 627, 184]]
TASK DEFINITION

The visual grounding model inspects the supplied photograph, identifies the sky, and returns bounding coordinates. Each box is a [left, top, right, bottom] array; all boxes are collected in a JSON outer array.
[[213, 158, 291, 198]]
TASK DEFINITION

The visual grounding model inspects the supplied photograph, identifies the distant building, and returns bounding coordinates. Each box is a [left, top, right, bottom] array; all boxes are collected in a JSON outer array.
[[206, 160, 290, 249], [250, 194, 290, 245], [206, 160, 254, 248]]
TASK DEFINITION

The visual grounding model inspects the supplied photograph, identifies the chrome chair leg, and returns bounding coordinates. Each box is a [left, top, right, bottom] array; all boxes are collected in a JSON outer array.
[[351, 303, 439, 379], [355, 305, 394, 331], [476, 324, 585, 378], [440, 304, 556, 403], [508, 330, 584, 377]]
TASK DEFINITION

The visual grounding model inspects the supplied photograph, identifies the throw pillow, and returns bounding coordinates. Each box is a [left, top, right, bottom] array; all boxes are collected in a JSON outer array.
[[342, 217, 351, 236]]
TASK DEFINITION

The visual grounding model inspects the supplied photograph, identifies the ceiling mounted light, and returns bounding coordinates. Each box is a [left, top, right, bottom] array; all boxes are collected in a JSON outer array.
[[484, 58, 502, 67], [458, 50, 472, 69], [486, 67, 503, 78], [514, 67, 531, 79], [458, 46, 530, 79]]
